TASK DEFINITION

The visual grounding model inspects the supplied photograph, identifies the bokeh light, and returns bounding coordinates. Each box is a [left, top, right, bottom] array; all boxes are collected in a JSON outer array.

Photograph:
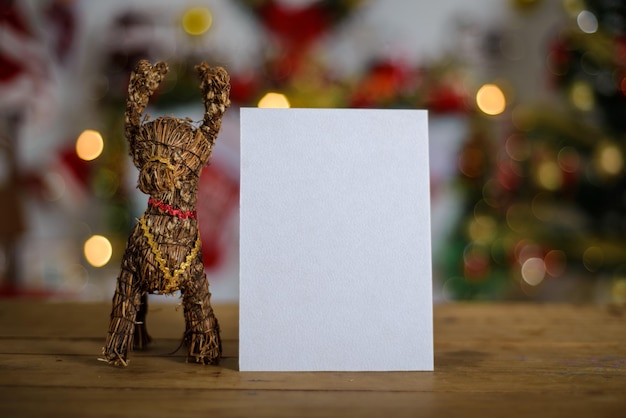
[[463, 243, 491, 282], [521, 257, 546, 286], [84, 235, 113, 268], [468, 215, 497, 244], [182, 7, 213, 36], [505, 133, 531, 162], [506, 203, 530, 233], [531, 192, 555, 222], [544, 250, 567, 277], [258, 92, 291, 108], [535, 160, 562, 191], [569, 80, 594, 111], [476, 84, 506, 115], [612, 278, 626, 304], [497, 160, 523, 191], [76, 129, 104, 161], [577, 10, 598, 34], [458, 146, 485, 179], [482, 179, 501, 208], [594, 142, 624, 176], [516, 241, 542, 264]]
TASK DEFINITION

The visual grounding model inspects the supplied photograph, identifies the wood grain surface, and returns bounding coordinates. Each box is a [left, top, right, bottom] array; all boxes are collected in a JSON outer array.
[[0, 301, 624, 417]]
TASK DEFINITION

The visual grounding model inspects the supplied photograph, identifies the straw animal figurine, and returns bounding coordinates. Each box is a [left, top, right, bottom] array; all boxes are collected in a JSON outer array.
[[102, 60, 230, 366]]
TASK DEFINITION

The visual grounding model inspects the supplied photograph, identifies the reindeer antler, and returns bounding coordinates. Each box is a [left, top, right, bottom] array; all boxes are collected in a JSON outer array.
[[195, 62, 231, 147], [125, 60, 168, 142]]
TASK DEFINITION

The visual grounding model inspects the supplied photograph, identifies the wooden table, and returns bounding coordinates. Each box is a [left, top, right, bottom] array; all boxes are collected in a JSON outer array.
[[0, 301, 624, 417]]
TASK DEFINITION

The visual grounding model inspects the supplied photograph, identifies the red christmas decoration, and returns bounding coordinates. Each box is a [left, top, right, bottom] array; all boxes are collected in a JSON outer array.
[[197, 164, 239, 270], [259, 1, 330, 47], [229, 72, 260, 103], [424, 83, 468, 113], [350, 60, 412, 108]]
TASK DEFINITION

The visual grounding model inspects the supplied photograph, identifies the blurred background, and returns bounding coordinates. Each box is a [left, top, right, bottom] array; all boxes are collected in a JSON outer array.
[[1, 0, 625, 304]]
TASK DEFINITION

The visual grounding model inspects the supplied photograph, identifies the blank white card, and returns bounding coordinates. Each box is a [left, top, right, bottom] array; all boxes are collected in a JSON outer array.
[[239, 108, 433, 371]]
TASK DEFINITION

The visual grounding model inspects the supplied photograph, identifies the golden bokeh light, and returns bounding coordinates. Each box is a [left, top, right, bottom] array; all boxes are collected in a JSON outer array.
[[258, 92, 291, 108], [535, 160, 562, 191], [476, 84, 506, 116], [468, 215, 497, 244], [569, 80, 594, 111], [76, 129, 104, 161], [612, 278, 626, 305], [84, 235, 113, 268], [595, 142, 624, 176], [182, 7, 213, 36]]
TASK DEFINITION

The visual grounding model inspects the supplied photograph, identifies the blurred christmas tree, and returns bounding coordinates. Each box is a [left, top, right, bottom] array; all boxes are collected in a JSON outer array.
[[444, 0, 626, 302]]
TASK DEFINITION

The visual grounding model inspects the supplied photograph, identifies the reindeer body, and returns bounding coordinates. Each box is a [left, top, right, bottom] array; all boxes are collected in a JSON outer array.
[[102, 61, 230, 366]]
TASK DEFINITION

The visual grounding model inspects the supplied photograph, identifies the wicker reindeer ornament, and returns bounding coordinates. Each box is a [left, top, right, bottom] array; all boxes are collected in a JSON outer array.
[[102, 60, 230, 366]]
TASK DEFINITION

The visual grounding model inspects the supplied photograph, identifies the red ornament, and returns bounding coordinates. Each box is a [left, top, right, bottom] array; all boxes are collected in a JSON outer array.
[[59, 146, 91, 188], [196, 163, 239, 270], [350, 60, 410, 107], [425, 84, 468, 113], [496, 159, 523, 191], [229, 72, 259, 103], [259, 1, 330, 47]]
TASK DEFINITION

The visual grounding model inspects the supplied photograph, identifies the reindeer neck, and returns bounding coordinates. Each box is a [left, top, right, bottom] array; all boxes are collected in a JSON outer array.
[[147, 179, 200, 217]]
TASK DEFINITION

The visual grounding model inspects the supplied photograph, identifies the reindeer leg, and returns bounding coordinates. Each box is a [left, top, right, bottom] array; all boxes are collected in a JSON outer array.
[[103, 264, 142, 367], [133, 292, 152, 349], [181, 261, 221, 364]]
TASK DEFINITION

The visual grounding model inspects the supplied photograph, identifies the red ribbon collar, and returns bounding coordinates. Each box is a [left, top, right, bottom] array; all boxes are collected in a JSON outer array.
[[148, 198, 196, 219]]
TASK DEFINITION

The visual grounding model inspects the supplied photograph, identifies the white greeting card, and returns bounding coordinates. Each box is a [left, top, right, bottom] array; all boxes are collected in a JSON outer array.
[[239, 108, 433, 371]]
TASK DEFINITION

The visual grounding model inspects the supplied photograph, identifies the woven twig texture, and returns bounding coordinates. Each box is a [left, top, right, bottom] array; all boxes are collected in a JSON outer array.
[[102, 60, 230, 367]]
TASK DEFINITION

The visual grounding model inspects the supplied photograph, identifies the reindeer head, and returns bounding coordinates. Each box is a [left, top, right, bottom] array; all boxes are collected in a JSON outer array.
[[126, 61, 231, 201]]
